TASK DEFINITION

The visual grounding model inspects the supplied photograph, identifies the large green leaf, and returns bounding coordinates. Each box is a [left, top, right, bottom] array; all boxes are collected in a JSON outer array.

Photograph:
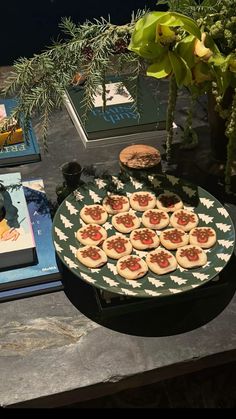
[[175, 34, 196, 69], [129, 10, 201, 53], [154, 12, 201, 40], [146, 54, 172, 79], [130, 11, 166, 45], [168, 51, 192, 87], [130, 41, 166, 60]]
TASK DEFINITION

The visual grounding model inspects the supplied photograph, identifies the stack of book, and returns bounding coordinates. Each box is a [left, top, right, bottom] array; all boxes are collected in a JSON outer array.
[[0, 172, 62, 302]]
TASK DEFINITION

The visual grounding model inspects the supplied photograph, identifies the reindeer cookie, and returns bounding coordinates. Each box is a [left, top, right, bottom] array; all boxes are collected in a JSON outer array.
[[117, 255, 148, 280], [170, 209, 199, 232], [102, 234, 132, 259], [76, 224, 107, 246], [130, 228, 160, 250], [80, 204, 108, 225], [156, 192, 183, 212], [130, 191, 156, 212], [112, 211, 141, 233], [76, 245, 107, 268], [176, 245, 207, 269], [160, 227, 189, 250], [189, 227, 217, 249], [146, 248, 177, 275], [103, 194, 130, 214], [142, 209, 170, 229]]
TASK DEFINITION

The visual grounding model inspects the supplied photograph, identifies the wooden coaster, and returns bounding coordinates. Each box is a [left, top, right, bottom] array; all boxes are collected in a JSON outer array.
[[119, 144, 161, 169]]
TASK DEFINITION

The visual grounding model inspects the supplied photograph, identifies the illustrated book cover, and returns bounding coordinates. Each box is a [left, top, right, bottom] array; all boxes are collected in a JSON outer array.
[[64, 76, 169, 148], [0, 178, 62, 295], [0, 98, 41, 167], [0, 101, 23, 146], [0, 172, 36, 270]]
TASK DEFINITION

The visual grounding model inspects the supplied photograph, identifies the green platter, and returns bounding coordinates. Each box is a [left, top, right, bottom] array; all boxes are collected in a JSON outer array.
[[52, 174, 235, 298]]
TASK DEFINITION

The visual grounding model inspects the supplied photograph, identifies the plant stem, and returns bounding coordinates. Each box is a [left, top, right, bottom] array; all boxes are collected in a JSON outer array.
[[181, 91, 198, 149], [225, 88, 236, 192], [165, 76, 178, 162]]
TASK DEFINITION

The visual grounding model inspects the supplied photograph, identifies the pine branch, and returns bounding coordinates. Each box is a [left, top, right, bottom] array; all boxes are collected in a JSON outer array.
[[1, 11, 147, 150]]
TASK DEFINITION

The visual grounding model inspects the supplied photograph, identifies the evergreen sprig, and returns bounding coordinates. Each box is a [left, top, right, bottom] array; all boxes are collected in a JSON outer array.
[[1, 11, 146, 149]]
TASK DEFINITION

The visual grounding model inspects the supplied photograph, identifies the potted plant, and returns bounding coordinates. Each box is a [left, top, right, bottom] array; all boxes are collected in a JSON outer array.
[[1, 1, 235, 190], [128, 0, 236, 191]]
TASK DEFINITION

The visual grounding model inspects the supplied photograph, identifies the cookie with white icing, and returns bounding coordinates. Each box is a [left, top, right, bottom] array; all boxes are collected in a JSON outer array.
[[189, 227, 217, 249], [142, 209, 170, 229], [76, 224, 107, 246], [76, 245, 107, 268], [80, 204, 108, 225], [112, 211, 141, 233], [160, 228, 189, 250], [130, 191, 156, 212], [130, 228, 160, 250], [103, 194, 130, 214], [156, 192, 183, 212], [170, 209, 199, 232], [176, 245, 207, 269], [102, 234, 132, 259], [117, 255, 148, 280], [146, 248, 177, 275]]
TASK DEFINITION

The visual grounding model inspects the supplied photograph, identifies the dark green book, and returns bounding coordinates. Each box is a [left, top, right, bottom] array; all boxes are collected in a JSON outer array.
[[64, 76, 169, 148]]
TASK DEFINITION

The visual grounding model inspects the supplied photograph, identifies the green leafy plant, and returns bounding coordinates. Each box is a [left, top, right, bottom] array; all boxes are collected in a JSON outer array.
[[128, 1, 236, 190]]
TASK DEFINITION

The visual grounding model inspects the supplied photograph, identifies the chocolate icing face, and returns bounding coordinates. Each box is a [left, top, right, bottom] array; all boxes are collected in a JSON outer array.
[[84, 206, 105, 221], [107, 236, 129, 253], [144, 210, 167, 225]]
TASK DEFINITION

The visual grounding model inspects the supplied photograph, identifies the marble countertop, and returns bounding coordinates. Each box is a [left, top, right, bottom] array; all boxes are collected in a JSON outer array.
[[0, 79, 236, 407]]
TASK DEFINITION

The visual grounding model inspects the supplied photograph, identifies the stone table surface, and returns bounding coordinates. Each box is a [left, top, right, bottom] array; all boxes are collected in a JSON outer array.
[[0, 79, 236, 408]]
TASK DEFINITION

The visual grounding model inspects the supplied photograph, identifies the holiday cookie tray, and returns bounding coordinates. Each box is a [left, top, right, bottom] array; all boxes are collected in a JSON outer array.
[[52, 173, 235, 298]]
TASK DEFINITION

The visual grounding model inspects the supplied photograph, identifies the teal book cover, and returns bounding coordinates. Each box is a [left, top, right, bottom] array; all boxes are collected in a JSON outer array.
[[0, 172, 36, 270], [65, 76, 166, 140], [0, 98, 41, 167], [0, 178, 62, 294]]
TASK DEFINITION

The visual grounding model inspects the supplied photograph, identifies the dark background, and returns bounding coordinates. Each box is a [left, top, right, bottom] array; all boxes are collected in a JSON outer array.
[[1, 0, 158, 65]]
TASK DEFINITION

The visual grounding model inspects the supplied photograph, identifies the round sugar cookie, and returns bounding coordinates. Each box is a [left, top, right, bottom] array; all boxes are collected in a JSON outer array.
[[146, 248, 177, 275], [80, 204, 108, 225], [76, 245, 107, 268], [112, 211, 141, 233], [160, 228, 189, 250], [142, 209, 170, 229], [176, 245, 207, 269], [102, 234, 132, 259], [103, 194, 130, 214], [189, 227, 217, 249], [130, 191, 156, 212], [170, 209, 199, 232], [76, 224, 107, 246], [117, 255, 148, 280], [130, 228, 160, 250], [156, 192, 183, 212]]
